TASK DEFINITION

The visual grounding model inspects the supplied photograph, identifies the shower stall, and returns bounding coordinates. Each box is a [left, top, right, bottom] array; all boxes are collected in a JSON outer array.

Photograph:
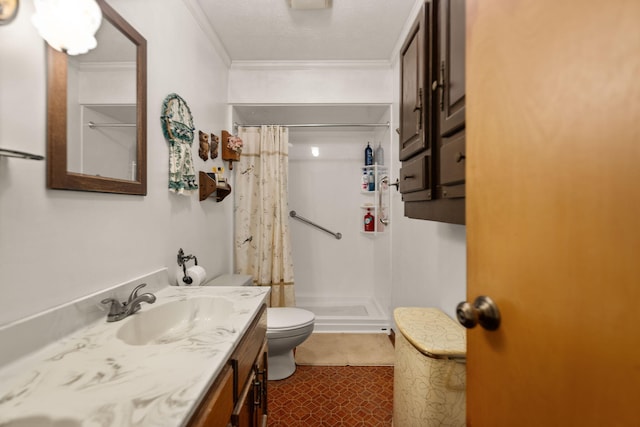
[[233, 105, 393, 333]]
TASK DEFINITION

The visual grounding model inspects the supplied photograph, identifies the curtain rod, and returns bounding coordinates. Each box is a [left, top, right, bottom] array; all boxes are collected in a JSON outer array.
[[233, 121, 389, 132], [87, 121, 136, 129]]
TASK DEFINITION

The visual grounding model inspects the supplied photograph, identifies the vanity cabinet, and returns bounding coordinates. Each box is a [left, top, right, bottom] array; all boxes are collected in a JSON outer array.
[[399, 0, 466, 225], [232, 306, 268, 427], [188, 304, 268, 427], [188, 366, 235, 427]]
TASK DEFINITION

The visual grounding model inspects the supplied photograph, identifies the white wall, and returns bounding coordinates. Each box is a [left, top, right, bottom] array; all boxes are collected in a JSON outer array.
[[0, 0, 232, 326], [229, 61, 393, 105]]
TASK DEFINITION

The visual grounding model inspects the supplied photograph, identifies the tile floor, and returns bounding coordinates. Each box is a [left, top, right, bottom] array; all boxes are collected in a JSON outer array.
[[268, 365, 394, 426]]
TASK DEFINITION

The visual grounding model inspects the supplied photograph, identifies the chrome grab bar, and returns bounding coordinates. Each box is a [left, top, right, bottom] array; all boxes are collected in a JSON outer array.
[[289, 210, 342, 240], [379, 176, 390, 226]]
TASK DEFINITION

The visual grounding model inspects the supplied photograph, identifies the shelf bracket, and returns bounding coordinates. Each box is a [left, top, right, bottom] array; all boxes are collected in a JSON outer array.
[[198, 171, 232, 202]]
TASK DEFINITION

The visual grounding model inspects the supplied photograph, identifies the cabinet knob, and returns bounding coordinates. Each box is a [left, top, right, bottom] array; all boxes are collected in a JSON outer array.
[[456, 152, 466, 163]]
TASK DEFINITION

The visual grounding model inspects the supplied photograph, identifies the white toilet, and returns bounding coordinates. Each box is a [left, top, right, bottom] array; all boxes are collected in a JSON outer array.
[[206, 274, 315, 380]]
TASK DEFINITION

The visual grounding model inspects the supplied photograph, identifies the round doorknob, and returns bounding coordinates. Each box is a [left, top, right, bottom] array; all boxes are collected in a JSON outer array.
[[456, 296, 501, 331]]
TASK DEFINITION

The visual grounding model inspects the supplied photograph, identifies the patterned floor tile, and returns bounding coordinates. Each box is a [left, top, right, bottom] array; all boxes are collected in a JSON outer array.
[[268, 365, 393, 426]]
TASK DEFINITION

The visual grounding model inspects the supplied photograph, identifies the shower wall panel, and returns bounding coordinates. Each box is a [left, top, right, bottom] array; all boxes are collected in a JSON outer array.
[[288, 129, 388, 302]]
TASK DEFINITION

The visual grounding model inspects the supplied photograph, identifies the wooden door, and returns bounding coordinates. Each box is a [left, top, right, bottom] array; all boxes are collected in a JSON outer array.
[[466, 0, 640, 426]]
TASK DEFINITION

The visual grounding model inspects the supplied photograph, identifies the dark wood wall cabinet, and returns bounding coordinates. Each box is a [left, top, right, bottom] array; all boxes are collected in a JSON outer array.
[[399, 0, 466, 225]]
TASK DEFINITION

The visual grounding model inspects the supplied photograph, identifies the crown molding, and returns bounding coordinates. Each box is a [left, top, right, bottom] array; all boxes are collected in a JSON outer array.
[[230, 60, 392, 71], [181, 0, 232, 67]]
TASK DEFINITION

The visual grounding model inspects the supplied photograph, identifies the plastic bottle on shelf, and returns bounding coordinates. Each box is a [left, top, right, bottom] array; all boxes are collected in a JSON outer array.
[[364, 208, 375, 232], [361, 169, 369, 190], [364, 142, 373, 166], [374, 142, 384, 165], [368, 169, 375, 191]]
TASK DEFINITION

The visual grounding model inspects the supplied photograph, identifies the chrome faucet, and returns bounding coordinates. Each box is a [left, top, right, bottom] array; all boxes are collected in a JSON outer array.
[[101, 283, 156, 322]]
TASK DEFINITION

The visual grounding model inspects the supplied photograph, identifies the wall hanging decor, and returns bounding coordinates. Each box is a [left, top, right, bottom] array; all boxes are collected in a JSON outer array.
[[198, 130, 209, 161], [161, 93, 197, 194], [198, 171, 231, 202], [210, 133, 219, 159], [221, 130, 242, 170]]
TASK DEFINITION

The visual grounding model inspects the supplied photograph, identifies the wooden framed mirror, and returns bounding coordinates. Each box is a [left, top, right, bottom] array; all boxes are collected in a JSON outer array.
[[47, 0, 147, 195]]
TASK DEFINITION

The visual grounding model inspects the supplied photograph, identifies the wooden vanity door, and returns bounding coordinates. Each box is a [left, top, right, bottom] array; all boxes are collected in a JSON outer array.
[[255, 341, 268, 427], [188, 365, 234, 427]]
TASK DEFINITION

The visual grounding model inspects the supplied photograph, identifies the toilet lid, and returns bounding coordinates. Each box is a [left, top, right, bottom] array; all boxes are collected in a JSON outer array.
[[268, 307, 315, 330]]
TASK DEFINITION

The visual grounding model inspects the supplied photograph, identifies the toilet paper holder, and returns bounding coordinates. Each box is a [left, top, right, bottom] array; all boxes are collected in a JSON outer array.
[[177, 248, 199, 285]]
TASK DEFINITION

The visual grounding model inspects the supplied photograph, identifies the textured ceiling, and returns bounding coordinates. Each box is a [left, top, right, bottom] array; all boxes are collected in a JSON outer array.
[[195, 0, 418, 61]]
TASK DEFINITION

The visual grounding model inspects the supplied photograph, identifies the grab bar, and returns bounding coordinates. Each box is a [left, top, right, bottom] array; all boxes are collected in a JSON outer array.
[[289, 210, 342, 240], [379, 176, 390, 226]]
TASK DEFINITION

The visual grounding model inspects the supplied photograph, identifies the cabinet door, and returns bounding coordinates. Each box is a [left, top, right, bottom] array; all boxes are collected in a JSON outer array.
[[188, 365, 234, 427], [438, 0, 466, 136], [399, 151, 431, 199], [440, 129, 465, 198], [254, 341, 268, 427], [399, 7, 428, 161], [232, 305, 266, 401], [232, 372, 255, 427]]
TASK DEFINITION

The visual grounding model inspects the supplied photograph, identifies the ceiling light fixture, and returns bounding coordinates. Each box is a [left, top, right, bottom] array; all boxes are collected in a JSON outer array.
[[288, 0, 332, 10], [32, 0, 102, 55]]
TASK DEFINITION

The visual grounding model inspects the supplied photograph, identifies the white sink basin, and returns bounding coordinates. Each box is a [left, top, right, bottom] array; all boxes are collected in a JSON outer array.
[[116, 296, 235, 345]]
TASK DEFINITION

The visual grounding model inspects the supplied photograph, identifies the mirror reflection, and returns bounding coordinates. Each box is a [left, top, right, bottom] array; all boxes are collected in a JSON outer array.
[[47, 0, 147, 195], [67, 17, 137, 181]]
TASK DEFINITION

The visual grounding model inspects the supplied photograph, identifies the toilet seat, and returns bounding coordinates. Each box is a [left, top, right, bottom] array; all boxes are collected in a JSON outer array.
[[267, 307, 315, 332]]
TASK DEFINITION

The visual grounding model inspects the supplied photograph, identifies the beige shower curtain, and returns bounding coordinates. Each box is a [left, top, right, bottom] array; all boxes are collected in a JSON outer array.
[[234, 125, 295, 307]]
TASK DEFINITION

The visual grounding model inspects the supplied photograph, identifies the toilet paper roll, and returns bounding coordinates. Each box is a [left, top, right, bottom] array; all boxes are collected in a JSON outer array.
[[175, 266, 185, 286], [185, 265, 207, 286]]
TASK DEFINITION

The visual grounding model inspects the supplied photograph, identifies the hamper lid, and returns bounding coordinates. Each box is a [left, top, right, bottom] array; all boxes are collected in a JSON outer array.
[[394, 307, 466, 358]]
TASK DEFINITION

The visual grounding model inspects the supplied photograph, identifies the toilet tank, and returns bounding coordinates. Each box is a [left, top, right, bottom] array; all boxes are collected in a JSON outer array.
[[205, 274, 254, 287]]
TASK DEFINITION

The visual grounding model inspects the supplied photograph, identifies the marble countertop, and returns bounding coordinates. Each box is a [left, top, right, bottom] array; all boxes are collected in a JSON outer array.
[[0, 285, 270, 427], [394, 307, 466, 359]]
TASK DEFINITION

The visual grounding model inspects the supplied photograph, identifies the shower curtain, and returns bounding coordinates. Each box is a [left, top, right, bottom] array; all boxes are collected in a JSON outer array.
[[234, 126, 295, 307]]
